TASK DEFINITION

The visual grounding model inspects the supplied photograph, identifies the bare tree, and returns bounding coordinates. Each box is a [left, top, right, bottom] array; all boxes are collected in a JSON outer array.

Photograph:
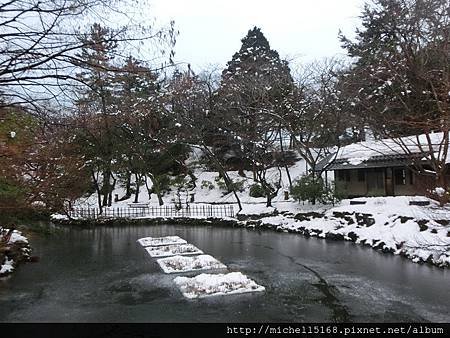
[[283, 58, 347, 182], [0, 0, 176, 111]]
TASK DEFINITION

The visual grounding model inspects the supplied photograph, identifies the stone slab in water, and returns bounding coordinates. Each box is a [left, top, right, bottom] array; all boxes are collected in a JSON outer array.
[[156, 254, 226, 274], [145, 244, 203, 258], [173, 272, 265, 299], [137, 236, 187, 247]]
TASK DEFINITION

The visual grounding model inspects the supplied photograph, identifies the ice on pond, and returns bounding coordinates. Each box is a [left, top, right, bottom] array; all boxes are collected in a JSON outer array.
[[137, 236, 187, 247], [156, 254, 227, 274], [145, 244, 203, 258], [173, 272, 265, 299]]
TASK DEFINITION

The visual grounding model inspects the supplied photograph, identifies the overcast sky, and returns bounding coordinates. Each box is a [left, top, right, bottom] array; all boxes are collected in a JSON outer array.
[[148, 0, 365, 71]]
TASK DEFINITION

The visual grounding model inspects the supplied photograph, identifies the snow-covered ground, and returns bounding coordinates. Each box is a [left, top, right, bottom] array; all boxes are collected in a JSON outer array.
[[137, 236, 187, 247], [173, 272, 265, 299], [72, 153, 310, 209], [145, 244, 203, 258], [156, 254, 227, 274]]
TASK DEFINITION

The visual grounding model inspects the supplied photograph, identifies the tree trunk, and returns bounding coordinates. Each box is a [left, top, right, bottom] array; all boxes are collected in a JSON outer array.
[[134, 173, 140, 203], [266, 193, 272, 207], [148, 173, 164, 206], [108, 174, 116, 207], [102, 169, 111, 207], [279, 127, 293, 189], [91, 170, 103, 214], [125, 171, 132, 198], [156, 192, 164, 206], [144, 175, 152, 201], [252, 163, 258, 182]]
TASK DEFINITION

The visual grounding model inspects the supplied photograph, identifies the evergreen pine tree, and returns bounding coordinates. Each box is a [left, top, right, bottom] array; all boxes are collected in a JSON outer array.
[[217, 27, 295, 206]]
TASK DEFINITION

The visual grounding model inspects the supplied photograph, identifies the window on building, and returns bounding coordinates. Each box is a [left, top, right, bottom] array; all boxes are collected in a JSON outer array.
[[357, 169, 365, 182], [394, 168, 406, 185]]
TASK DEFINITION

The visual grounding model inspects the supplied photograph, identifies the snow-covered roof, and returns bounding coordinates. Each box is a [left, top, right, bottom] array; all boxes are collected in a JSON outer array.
[[317, 132, 450, 171]]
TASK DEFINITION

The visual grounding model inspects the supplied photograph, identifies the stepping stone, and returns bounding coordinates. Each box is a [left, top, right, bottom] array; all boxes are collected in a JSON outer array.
[[145, 244, 203, 258], [174, 272, 265, 299], [137, 236, 187, 247], [156, 254, 226, 274]]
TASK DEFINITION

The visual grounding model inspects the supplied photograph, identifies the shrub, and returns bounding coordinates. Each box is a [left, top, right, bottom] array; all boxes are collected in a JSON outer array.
[[290, 175, 324, 203], [231, 180, 245, 192], [320, 181, 346, 205], [290, 175, 344, 205], [249, 184, 265, 198], [214, 176, 245, 193], [201, 180, 215, 190], [214, 176, 228, 190]]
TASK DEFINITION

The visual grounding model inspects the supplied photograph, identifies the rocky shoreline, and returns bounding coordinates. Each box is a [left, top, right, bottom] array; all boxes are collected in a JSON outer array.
[[52, 208, 450, 269], [0, 228, 32, 278]]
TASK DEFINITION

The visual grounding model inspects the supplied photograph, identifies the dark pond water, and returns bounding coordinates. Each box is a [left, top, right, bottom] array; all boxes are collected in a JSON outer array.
[[0, 224, 449, 322]]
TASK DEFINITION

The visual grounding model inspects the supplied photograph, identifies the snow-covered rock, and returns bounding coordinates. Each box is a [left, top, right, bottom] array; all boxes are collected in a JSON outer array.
[[0, 257, 14, 275], [8, 230, 29, 244], [258, 196, 450, 267], [156, 254, 226, 274], [174, 272, 265, 299], [137, 236, 187, 247], [145, 244, 203, 258], [1, 229, 31, 277]]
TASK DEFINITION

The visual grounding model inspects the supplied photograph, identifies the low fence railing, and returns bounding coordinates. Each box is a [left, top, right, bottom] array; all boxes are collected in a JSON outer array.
[[68, 204, 235, 220]]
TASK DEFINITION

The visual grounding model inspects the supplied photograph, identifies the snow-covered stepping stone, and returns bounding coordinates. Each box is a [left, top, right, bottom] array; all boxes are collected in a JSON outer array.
[[173, 272, 265, 299], [145, 244, 203, 258], [156, 254, 226, 274], [137, 236, 187, 247]]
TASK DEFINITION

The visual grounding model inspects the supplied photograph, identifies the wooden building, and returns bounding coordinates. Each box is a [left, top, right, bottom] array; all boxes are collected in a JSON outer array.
[[315, 133, 448, 198]]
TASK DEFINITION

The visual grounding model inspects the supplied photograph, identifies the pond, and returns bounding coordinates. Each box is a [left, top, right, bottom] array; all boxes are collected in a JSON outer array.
[[0, 224, 449, 322]]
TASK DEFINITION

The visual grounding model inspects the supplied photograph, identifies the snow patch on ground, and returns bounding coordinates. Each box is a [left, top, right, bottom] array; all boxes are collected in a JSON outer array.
[[145, 244, 203, 258], [137, 236, 187, 247], [156, 254, 227, 274], [173, 272, 265, 299]]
